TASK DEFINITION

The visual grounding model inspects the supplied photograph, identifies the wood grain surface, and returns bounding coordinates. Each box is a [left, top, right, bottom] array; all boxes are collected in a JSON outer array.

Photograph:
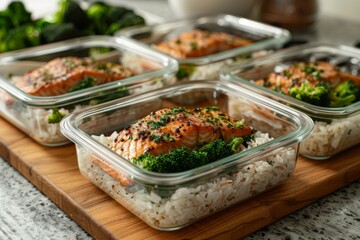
[[1, 116, 360, 240]]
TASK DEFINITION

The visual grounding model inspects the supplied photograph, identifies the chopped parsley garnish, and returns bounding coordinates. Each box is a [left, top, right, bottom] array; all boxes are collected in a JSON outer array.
[[68, 77, 96, 92], [190, 42, 198, 50], [304, 65, 317, 74], [147, 120, 162, 130], [284, 70, 292, 78], [150, 133, 175, 143], [273, 84, 282, 92], [235, 119, 245, 128], [96, 64, 107, 70], [263, 81, 271, 87], [205, 106, 219, 112]]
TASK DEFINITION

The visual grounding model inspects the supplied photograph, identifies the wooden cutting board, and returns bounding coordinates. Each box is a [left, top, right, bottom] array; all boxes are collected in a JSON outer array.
[[1, 116, 360, 240]]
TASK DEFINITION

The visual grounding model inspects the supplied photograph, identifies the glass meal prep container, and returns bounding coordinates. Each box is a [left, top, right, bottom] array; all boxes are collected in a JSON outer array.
[[221, 43, 360, 160], [118, 14, 290, 81], [60, 80, 313, 230], [0, 35, 178, 146]]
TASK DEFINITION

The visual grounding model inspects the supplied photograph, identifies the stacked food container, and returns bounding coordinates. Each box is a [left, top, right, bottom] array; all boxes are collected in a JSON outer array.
[[1, 2, 360, 235]]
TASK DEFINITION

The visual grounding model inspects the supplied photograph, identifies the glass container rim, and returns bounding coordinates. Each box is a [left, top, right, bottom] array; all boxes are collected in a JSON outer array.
[[118, 14, 291, 65]]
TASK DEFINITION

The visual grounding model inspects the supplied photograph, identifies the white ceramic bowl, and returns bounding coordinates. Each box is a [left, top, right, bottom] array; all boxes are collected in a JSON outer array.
[[168, 0, 255, 19]]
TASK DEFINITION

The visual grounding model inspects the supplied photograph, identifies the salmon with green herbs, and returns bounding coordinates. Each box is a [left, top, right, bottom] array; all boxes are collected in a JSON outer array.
[[155, 29, 253, 59], [110, 106, 253, 160], [13, 57, 135, 96]]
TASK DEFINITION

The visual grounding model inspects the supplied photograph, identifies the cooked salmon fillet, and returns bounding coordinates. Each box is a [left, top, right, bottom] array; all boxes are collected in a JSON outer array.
[[155, 29, 253, 59], [110, 106, 253, 160], [13, 57, 135, 96], [255, 61, 360, 94]]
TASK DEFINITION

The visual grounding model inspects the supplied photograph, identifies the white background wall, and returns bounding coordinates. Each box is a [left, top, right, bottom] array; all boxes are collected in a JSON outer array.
[[318, 0, 360, 22]]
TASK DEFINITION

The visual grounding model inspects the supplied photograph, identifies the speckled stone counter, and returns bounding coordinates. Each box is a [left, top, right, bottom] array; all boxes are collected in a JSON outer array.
[[0, 158, 90, 240]]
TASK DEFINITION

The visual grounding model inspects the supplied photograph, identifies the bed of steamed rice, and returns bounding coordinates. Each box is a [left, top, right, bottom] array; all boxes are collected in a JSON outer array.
[[77, 131, 297, 229], [299, 113, 360, 159]]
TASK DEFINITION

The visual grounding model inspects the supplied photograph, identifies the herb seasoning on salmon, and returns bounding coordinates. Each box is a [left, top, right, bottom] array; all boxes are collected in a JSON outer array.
[[108, 106, 253, 173], [155, 29, 253, 59], [13, 57, 135, 96]]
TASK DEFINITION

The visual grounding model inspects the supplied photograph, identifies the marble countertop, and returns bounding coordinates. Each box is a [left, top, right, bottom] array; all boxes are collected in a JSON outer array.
[[1, 1, 360, 239]]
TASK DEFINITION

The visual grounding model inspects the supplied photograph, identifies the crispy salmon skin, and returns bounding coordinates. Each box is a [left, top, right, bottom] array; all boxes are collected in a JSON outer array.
[[12, 57, 135, 96], [110, 106, 253, 160], [155, 29, 253, 59]]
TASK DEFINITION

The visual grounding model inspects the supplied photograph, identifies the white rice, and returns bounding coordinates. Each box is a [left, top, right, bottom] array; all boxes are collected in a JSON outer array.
[[78, 131, 297, 229], [299, 113, 360, 159]]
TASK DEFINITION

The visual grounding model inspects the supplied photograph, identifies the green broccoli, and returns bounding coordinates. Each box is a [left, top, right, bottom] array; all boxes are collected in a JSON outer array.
[[5, 1, 32, 27], [289, 80, 331, 106], [175, 64, 196, 80], [41, 22, 82, 44], [86, 2, 110, 34], [53, 0, 90, 30], [131, 137, 248, 173], [0, 24, 41, 53], [132, 148, 208, 173], [197, 139, 234, 163], [68, 77, 96, 92], [106, 12, 145, 35], [89, 86, 129, 105], [47, 108, 66, 124], [105, 6, 133, 25], [228, 137, 244, 152], [329, 80, 360, 107]]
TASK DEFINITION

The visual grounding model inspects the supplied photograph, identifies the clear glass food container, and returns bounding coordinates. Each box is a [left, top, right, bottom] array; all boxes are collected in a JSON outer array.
[[60, 80, 313, 230], [221, 43, 360, 160], [0, 35, 178, 146], [118, 14, 290, 81]]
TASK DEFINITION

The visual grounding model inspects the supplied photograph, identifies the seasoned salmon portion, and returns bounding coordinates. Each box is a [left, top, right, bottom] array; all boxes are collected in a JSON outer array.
[[13, 57, 135, 96], [155, 29, 253, 59], [255, 61, 342, 94], [110, 106, 253, 160]]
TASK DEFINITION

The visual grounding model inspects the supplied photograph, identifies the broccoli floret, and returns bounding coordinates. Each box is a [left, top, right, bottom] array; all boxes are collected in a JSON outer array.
[[47, 108, 66, 124], [0, 24, 41, 53], [175, 64, 196, 80], [0, 12, 12, 40], [53, 0, 90, 30], [42, 22, 81, 43], [197, 139, 234, 163], [228, 137, 244, 152], [68, 77, 96, 92], [89, 86, 129, 105], [289, 80, 331, 106], [132, 148, 208, 173], [6, 1, 32, 27], [329, 80, 360, 107], [132, 137, 250, 173], [106, 12, 145, 35], [106, 7, 132, 25], [86, 2, 109, 34]]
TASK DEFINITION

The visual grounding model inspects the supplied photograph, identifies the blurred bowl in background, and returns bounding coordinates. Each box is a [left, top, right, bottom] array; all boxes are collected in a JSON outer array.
[[168, 0, 255, 19]]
